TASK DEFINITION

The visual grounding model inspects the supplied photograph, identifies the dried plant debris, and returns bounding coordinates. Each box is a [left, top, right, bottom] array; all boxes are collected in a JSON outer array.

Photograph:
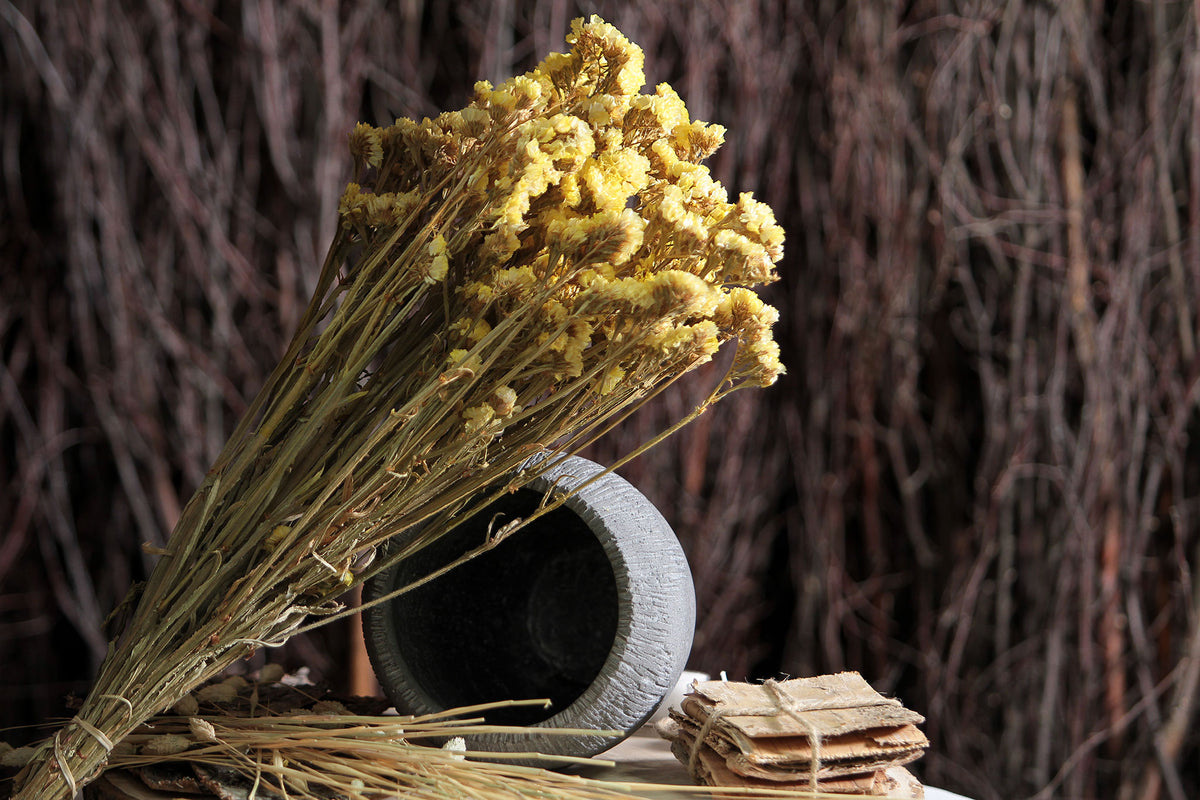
[[81, 669, 388, 800], [657, 673, 928, 796], [78, 671, 810, 800]]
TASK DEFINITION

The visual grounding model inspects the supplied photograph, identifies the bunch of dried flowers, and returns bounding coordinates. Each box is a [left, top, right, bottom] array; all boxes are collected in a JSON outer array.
[[10, 16, 782, 800]]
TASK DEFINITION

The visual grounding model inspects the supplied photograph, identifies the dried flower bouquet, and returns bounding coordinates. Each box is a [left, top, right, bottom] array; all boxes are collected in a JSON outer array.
[[10, 16, 783, 800]]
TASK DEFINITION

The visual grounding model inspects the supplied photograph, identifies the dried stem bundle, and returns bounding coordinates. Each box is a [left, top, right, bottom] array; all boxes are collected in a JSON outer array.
[[11, 16, 782, 800], [100, 706, 824, 800]]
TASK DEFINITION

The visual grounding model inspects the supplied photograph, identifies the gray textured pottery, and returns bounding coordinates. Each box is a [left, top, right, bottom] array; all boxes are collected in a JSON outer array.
[[362, 455, 695, 759]]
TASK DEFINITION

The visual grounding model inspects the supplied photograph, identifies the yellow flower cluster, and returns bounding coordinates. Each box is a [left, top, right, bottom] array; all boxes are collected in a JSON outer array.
[[9, 26, 787, 800], [338, 15, 783, 445]]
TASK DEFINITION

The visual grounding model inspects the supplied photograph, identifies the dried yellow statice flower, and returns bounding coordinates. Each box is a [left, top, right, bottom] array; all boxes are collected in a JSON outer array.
[[9, 19, 783, 800], [336, 15, 784, 452]]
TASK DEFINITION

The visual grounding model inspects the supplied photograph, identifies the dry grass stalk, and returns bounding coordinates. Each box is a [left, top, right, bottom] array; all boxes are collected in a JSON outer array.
[[98, 705, 855, 800], [9, 16, 782, 800]]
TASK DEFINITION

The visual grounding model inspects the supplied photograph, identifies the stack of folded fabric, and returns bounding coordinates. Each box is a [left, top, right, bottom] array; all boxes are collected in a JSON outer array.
[[657, 672, 929, 797]]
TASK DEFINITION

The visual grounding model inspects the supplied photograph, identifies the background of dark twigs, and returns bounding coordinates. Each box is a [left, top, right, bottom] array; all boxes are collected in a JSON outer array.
[[3, 2, 1200, 798]]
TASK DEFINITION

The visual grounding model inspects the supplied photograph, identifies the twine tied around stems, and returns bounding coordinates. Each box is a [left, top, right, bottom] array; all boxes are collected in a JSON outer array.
[[48, 695, 133, 796]]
